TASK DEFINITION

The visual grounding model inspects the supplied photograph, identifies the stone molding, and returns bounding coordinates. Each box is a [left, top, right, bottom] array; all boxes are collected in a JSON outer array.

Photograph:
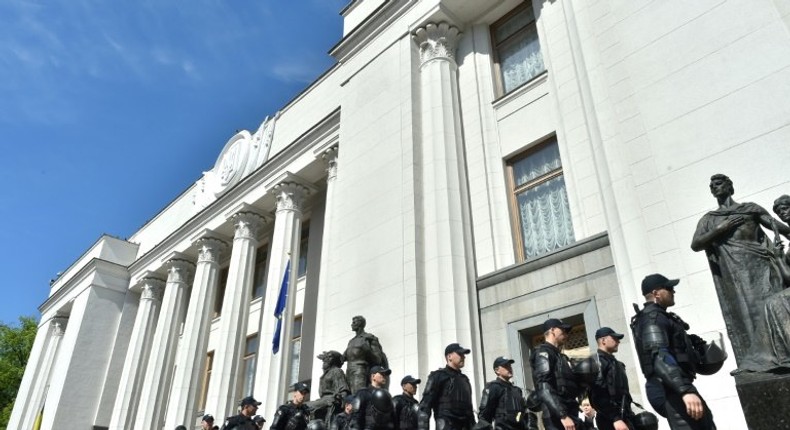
[[231, 211, 267, 241], [271, 182, 311, 214], [140, 278, 166, 301], [194, 237, 229, 264], [50, 317, 68, 337], [412, 22, 462, 67]]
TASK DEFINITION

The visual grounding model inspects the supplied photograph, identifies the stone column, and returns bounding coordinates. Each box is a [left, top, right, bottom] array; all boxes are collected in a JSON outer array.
[[108, 276, 165, 430], [254, 179, 311, 417], [15, 317, 67, 430], [412, 22, 481, 386], [310, 145, 339, 386], [135, 257, 194, 430], [205, 209, 266, 418], [166, 235, 228, 428]]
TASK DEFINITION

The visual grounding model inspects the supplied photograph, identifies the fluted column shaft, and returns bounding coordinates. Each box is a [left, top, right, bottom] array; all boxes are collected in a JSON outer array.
[[206, 211, 266, 418], [166, 236, 228, 428], [109, 277, 165, 430], [310, 146, 339, 387], [254, 181, 309, 417], [135, 258, 194, 430], [17, 318, 67, 430], [412, 22, 480, 387]]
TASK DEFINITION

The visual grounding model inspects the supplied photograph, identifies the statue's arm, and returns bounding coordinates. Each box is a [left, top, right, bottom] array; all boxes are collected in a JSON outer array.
[[691, 214, 743, 252], [758, 211, 790, 237]]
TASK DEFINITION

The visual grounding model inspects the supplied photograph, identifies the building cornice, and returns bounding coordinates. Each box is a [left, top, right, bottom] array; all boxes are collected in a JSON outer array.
[[330, 0, 417, 62], [127, 108, 341, 276], [39, 258, 130, 314], [477, 232, 610, 290]]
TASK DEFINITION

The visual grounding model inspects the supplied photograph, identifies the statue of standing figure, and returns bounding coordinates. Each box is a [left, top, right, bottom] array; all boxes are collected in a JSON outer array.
[[306, 351, 351, 427], [691, 174, 790, 373], [767, 195, 790, 367], [342, 316, 389, 393]]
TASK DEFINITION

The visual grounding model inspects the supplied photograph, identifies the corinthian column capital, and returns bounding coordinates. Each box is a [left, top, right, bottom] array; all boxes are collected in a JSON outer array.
[[164, 258, 195, 284], [412, 22, 462, 67], [50, 317, 68, 337], [322, 145, 339, 182], [139, 277, 166, 302], [231, 211, 267, 241], [194, 236, 229, 264], [271, 182, 311, 215]]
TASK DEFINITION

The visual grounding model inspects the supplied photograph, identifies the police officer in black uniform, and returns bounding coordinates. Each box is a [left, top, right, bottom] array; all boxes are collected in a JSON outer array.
[[631, 274, 716, 430], [352, 365, 396, 430], [531, 318, 583, 430], [418, 343, 476, 430], [477, 356, 538, 430], [271, 383, 312, 430], [332, 395, 355, 430], [589, 327, 633, 430], [222, 396, 262, 430], [393, 375, 421, 430]]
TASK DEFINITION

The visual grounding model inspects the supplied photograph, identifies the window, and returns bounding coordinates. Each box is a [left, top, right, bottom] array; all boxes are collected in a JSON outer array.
[[508, 138, 574, 260], [297, 224, 310, 278], [252, 246, 268, 300], [214, 267, 230, 317], [199, 351, 214, 410], [491, 2, 545, 95], [240, 334, 259, 397], [289, 316, 303, 385]]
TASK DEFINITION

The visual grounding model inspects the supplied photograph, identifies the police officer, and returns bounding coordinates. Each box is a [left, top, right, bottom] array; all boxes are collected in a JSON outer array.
[[222, 396, 262, 430], [352, 365, 396, 430], [531, 318, 583, 430], [393, 375, 421, 430], [332, 395, 355, 430], [631, 274, 716, 430], [589, 327, 633, 430], [271, 383, 312, 430], [478, 356, 538, 430], [418, 343, 476, 430]]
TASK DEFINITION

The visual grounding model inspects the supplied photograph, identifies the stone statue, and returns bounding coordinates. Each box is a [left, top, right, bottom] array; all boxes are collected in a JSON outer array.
[[766, 195, 790, 367], [306, 351, 351, 427], [342, 316, 389, 393], [691, 174, 790, 373]]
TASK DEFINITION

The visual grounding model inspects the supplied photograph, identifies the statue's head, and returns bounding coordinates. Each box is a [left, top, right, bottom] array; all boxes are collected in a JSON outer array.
[[351, 315, 366, 331], [773, 195, 790, 223], [317, 350, 343, 369], [709, 174, 734, 198]]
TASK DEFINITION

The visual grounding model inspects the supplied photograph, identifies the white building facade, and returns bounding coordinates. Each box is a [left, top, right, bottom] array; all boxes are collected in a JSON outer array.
[[10, 0, 790, 429]]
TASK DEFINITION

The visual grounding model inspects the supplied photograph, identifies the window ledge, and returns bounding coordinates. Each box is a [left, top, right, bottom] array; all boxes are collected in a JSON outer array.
[[492, 71, 548, 110]]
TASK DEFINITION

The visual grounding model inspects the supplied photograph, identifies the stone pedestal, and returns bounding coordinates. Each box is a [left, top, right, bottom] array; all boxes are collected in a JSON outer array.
[[735, 372, 790, 430]]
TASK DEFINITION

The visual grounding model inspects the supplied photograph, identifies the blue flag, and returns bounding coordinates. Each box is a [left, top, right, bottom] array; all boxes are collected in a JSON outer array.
[[272, 260, 290, 354]]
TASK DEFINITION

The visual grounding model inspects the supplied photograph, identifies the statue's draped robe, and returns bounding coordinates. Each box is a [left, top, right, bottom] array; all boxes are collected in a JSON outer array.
[[695, 202, 790, 372]]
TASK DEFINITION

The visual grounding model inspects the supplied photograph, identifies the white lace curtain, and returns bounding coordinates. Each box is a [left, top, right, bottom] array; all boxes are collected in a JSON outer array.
[[517, 176, 574, 259], [500, 27, 545, 93]]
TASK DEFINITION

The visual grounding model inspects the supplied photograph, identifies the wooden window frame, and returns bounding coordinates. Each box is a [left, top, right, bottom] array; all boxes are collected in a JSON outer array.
[[490, 1, 542, 97]]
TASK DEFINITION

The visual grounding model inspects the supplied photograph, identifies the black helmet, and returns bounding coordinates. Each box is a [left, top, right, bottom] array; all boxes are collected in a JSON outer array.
[[371, 389, 393, 412], [572, 356, 599, 385], [632, 411, 659, 430], [307, 419, 326, 430], [696, 340, 728, 375]]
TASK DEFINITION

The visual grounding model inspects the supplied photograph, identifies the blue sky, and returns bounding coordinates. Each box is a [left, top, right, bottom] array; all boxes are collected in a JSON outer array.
[[0, 0, 345, 325]]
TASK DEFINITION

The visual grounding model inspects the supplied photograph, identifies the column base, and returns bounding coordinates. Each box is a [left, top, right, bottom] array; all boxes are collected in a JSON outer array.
[[734, 371, 790, 430]]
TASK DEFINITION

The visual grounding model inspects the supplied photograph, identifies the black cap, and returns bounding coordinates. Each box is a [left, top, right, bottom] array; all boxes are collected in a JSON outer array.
[[344, 395, 356, 404], [240, 396, 262, 406], [543, 318, 572, 332], [401, 375, 422, 386], [641, 273, 679, 295], [293, 382, 310, 393], [595, 327, 625, 340], [492, 356, 515, 369], [369, 365, 392, 375], [444, 343, 471, 356], [202, 414, 215, 422]]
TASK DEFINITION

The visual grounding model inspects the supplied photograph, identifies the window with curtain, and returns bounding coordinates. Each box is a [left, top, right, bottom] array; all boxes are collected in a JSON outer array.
[[252, 246, 268, 300], [297, 224, 310, 278], [289, 316, 303, 386], [240, 334, 259, 397], [491, 2, 545, 95], [508, 138, 574, 260]]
